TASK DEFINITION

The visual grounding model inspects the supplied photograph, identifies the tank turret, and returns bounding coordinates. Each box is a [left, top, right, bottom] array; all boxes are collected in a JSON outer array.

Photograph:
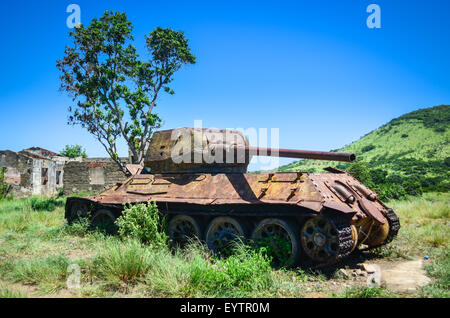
[[145, 128, 355, 173]]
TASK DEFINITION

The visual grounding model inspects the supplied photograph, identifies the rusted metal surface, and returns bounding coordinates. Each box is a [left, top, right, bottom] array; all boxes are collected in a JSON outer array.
[[85, 170, 388, 223], [125, 164, 143, 176], [240, 146, 356, 162], [65, 127, 399, 259]]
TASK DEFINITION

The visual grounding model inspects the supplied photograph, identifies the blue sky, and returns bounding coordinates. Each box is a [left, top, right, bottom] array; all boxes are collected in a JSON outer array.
[[0, 0, 449, 170]]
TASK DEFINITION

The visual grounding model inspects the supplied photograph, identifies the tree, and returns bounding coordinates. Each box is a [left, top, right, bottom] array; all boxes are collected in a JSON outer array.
[[57, 11, 196, 174], [348, 161, 374, 187], [60, 144, 88, 158]]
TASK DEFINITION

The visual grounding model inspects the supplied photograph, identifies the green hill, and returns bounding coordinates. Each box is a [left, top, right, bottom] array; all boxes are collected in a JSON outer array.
[[279, 104, 450, 194]]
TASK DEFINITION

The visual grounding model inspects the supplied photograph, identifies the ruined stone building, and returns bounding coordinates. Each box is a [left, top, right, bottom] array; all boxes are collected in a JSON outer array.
[[1, 147, 130, 198], [0, 147, 66, 198]]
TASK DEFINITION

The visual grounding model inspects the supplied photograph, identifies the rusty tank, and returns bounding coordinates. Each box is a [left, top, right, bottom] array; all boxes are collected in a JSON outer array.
[[65, 128, 400, 265]]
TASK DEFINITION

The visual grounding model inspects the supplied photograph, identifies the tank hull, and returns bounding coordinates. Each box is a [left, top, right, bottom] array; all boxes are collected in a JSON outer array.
[[65, 170, 400, 265]]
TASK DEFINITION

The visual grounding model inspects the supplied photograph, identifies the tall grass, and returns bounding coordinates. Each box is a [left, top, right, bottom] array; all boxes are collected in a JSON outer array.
[[29, 197, 65, 212], [91, 240, 151, 288], [5, 254, 71, 293], [0, 286, 27, 298], [382, 192, 449, 297]]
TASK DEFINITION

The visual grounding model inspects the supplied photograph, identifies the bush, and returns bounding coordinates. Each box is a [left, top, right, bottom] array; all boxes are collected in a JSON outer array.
[[29, 197, 64, 211], [445, 157, 450, 167], [361, 145, 376, 153], [403, 180, 423, 196], [0, 168, 11, 200], [376, 183, 407, 201], [63, 217, 90, 237], [371, 168, 388, 185], [187, 243, 274, 297], [115, 202, 168, 247], [348, 161, 374, 187], [252, 236, 293, 268]]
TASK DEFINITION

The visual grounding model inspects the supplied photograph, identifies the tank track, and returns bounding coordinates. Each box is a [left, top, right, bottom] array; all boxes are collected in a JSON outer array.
[[383, 208, 401, 245], [363, 208, 401, 251], [332, 217, 355, 262]]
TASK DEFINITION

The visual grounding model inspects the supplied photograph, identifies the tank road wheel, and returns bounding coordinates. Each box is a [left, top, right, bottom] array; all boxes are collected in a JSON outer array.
[[168, 215, 203, 247], [206, 217, 247, 256], [300, 216, 354, 264], [91, 209, 118, 235], [68, 201, 89, 224], [251, 218, 301, 267]]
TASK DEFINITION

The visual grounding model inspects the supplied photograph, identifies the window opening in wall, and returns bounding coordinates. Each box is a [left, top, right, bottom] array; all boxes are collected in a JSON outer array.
[[56, 171, 61, 185], [41, 168, 48, 185]]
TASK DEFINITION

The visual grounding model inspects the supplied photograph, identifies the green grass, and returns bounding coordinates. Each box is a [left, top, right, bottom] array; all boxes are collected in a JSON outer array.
[[29, 196, 65, 211], [386, 193, 450, 297], [0, 193, 448, 298], [6, 254, 71, 293], [0, 285, 27, 298], [334, 286, 396, 298]]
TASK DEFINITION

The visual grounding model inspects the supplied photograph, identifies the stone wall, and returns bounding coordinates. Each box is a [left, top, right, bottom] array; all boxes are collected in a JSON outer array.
[[0, 150, 33, 198], [63, 158, 129, 195], [0, 150, 66, 198]]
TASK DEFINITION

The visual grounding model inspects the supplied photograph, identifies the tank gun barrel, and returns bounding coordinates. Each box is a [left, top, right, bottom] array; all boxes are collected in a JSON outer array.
[[235, 146, 356, 162]]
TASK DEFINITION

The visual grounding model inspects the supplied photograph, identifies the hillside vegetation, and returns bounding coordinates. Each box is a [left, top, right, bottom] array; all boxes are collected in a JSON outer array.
[[279, 105, 450, 194]]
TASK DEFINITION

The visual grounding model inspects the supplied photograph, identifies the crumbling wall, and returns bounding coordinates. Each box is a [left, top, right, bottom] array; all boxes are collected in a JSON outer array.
[[0, 150, 33, 198], [0, 150, 66, 198], [31, 159, 65, 197], [63, 158, 129, 195]]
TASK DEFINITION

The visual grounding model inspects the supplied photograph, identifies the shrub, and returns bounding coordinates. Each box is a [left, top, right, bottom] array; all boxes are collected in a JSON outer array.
[[386, 174, 405, 185], [445, 157, 450, 167], [402, 180, 423, 196], [371, 168, 388, 185], [361, 145, 376, 153], [0, 168, 11, 200], [115, 202, 168, 247], [377, 183, 407, 201], [63, 217, 90, 237], [187, 243, 274, 297], [29, 197, 64, 211], [348, 161, 373, 187], [252, 236, 292, 268]]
